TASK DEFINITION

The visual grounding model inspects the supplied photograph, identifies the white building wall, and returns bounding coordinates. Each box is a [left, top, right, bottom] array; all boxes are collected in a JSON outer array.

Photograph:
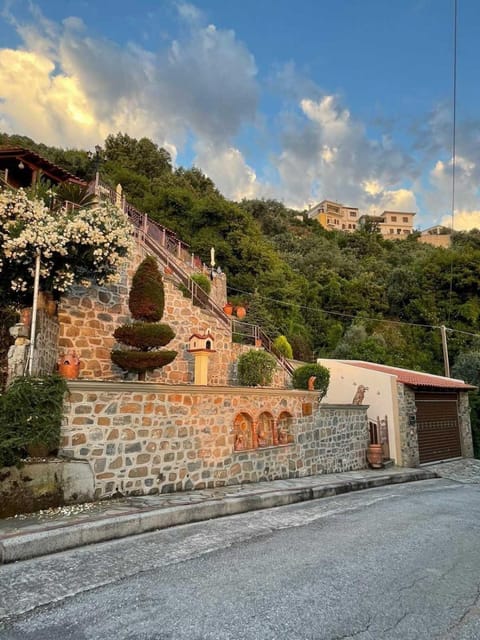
[[318, 359, 401, 464]]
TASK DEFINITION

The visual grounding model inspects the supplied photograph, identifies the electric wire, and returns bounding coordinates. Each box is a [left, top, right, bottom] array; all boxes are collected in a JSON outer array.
[[447, 0, 458, 321]]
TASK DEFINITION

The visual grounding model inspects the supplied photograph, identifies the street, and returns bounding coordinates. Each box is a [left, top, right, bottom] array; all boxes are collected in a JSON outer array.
[[1, 478, 480, 639]]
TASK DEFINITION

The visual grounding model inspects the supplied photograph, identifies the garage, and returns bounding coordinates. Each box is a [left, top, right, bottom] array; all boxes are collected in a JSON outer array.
[[416, 391, 462, 464]]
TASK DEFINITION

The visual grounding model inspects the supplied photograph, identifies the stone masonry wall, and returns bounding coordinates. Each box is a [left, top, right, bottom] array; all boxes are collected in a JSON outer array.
[[396, 383, 420, 467], [458, 391, 474, 457], [33, 309, 59, 376], [57, 248, 287, 388], [61, 381, 369, 499]]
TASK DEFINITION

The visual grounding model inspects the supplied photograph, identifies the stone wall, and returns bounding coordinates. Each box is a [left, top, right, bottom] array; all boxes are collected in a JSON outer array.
[[57, 257, 288, 387], [396, 383, 419, 467], [458, 392, 474, 458], [60, 381, 369, 499], [33, 309, 60, 376]]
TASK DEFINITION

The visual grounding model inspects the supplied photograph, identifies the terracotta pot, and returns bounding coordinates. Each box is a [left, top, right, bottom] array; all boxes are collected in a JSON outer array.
[[58, 362, 80, 379], [235, 305, 246, 319], [20, 307, 32, 329], [367, 443, 384, 469], [46, 300, 57, 316], [223, 302, 233, 316]]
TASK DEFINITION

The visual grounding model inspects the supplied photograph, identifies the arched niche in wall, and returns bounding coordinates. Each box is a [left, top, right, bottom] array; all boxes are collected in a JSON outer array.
[[277, 411, 294, 445], [233, 412, 254, 451], [257, 411, 274, 448]]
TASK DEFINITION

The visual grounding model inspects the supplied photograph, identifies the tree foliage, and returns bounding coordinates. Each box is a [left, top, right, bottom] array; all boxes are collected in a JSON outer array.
[[6, 131, 480, 377]]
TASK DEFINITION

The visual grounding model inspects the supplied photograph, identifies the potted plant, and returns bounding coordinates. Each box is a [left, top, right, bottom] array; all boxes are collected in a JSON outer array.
[[223, 302, 234, 316]]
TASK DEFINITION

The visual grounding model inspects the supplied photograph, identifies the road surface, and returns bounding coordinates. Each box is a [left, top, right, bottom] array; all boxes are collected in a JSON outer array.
[[1, 478, 479, 639]]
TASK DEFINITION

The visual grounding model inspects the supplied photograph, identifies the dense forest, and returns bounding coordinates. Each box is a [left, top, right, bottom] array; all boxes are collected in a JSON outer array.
[[2, 131, 480, 381]]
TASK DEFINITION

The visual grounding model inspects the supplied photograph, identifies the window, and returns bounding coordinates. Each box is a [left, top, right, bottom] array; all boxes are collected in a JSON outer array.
[[342, 224, 346, 229], [397, 229, 402, 234], [403, 216, 409, 223], [389, 229, 394, 234], [403, 229, 410, 234], [352, 223, 356, 229], [391, 216, 397, 222], [349, 211, 357, 217]]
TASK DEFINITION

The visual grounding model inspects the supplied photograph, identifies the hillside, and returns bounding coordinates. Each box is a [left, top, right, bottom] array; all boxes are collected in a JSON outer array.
[[2, 131, 480, 376]]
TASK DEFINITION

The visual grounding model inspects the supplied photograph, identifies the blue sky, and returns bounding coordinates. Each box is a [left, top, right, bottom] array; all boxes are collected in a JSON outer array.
[[0, 0, 479, 229]]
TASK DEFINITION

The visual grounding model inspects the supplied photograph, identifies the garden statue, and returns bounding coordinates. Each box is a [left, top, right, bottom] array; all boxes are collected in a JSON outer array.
[[7, 323, 30, 385], [352, 384, 368, 405]]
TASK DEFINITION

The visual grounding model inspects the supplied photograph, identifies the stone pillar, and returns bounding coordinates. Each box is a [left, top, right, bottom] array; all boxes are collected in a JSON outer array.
[[7, 323, 30, 386]]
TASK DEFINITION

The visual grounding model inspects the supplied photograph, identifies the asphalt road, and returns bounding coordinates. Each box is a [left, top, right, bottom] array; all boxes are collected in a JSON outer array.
[[1, 478, 480, 640]]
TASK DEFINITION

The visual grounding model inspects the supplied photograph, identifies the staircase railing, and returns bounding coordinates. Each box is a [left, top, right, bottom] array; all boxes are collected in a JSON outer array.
[[232, 319, 295, 376], [94, 178, 294, 376]]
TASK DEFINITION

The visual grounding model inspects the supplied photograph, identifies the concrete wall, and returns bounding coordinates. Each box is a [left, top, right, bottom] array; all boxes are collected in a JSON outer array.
[[318, 359, 400, 463], [0, 459, 94, 518], [60, 381, 369, 499]]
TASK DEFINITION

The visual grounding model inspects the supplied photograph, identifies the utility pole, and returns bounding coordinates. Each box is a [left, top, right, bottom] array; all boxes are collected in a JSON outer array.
[[440, 325, 450, 378]]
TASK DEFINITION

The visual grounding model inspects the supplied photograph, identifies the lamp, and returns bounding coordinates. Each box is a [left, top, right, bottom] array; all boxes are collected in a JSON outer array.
[[18, 161, 24, 170]]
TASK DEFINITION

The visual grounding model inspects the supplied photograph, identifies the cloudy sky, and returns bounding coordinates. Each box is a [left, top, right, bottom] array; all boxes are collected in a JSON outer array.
[[0, 0, 479, 229]]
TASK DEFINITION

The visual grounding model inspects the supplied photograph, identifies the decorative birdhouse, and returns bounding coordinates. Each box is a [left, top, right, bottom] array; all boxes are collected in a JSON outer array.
[[187, 332, 215, 353], [187, 331, 215, 385]]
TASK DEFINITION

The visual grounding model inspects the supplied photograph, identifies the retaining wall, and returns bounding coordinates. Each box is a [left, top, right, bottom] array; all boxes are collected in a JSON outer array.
[[60, 381, 369, 499]]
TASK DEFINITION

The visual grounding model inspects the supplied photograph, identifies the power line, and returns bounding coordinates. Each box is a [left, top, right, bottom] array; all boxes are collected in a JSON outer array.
[[227, 284, 480, 342], [447, 0, 458, 321]]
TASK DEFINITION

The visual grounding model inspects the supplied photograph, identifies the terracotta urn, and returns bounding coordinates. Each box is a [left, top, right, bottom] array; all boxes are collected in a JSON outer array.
[[235, 305, 246, 320], [223, 302, 233, 316], [366, 443, 384, 469]]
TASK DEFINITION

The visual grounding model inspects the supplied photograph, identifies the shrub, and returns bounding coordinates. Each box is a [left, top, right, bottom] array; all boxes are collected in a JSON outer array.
[[111, 350, 177, 372], [0, 374, 68, 467], [191, 273, 211, 295], [292, 363, 330, 398], [113, 323, 175, 349], [112, 256, 177, 379], [273, 335, 293, 359], [129, 256, 165, 321], [237, 349, 277, 387]]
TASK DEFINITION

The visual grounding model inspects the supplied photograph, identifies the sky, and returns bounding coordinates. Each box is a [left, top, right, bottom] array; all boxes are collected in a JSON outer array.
[[0, 0, 479, 230]]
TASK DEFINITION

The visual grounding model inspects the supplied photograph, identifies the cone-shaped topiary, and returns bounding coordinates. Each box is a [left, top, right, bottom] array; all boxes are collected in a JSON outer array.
[[129, 255, 165, 321], [111, 256, 177, 380]]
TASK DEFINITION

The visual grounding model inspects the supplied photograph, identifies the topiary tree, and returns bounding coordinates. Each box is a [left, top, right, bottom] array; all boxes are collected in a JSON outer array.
[[292, 363, 330, 399], [111, 256, 177, 380], [237, 349, 277, 387], [273, 335, 293, 359]]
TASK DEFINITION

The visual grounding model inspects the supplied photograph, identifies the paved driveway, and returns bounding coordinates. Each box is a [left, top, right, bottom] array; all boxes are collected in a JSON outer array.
[[427, 458, 480, 483]]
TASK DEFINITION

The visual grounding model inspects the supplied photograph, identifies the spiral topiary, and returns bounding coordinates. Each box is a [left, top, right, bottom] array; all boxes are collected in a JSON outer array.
[[111, 256, 177, 380]]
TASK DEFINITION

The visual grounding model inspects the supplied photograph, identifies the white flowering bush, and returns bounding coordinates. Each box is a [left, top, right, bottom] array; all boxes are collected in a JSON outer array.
[[0, 188, 134, 305]]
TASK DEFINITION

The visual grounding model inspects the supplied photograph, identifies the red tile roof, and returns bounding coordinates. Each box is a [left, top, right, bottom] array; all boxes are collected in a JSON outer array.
[[341, 361, 477, 390]]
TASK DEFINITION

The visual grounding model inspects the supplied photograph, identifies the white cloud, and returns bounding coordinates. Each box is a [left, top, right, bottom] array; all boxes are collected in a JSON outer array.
[[194, 143, 263, 201], [441, 211, 480, 231], [0, 4, 257, 153]]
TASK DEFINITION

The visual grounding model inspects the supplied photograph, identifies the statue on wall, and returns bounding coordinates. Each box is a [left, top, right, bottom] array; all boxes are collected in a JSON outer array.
[[352, 384, 368, 405], [7, 323, 30, 386]]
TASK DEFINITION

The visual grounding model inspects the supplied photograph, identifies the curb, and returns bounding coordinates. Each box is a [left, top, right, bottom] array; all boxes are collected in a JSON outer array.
[[0, 469, 437, 564]]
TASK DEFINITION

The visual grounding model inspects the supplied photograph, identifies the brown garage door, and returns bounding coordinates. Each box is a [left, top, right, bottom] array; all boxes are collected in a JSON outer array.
[[416, 392, 462, 464]]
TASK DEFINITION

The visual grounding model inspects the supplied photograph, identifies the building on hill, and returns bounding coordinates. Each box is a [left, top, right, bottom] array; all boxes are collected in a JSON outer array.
[[307, 200, 359, 232], [358, 210, 415, 238], [307, 199, 415, 238], [0, 146, 86, 189], [418, 225, 452, 248]]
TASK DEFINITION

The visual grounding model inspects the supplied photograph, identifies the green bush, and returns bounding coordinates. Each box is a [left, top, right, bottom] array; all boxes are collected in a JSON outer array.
[[0, 374, 68, 467], [292, 363, 330, 398], [237, 349, 277, 387], [273, 335, 293, 359], [191, 273, 211, 295], [111, 350, 177, 372], [113, 323, 175, 349], [129, 256, 164, 321]]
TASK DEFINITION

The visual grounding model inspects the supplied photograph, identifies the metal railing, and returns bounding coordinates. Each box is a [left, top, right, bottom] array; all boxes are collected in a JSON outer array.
[[232, 319, 295, 376]]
